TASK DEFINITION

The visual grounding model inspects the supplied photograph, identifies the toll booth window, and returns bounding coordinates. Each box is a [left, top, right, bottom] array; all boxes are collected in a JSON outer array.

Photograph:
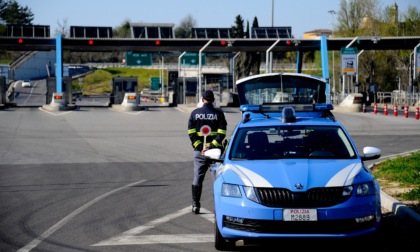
[[123, 81, 136, 92], [115, 82, 122, 92]]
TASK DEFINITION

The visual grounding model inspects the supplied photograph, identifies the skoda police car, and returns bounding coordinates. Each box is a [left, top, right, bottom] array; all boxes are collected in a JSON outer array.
[[205, 73, 382, 250]]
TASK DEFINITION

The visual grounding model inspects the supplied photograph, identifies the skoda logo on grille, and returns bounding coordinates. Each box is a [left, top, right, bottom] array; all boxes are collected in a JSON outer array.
[[294, 183, 304, 190]]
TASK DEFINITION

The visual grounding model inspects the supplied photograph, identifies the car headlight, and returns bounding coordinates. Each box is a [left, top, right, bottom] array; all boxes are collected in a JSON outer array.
[[222, 183, 242, 197], [342, 185, 353, 197], [356, 182, 376, 196], [243, 186, 260, 203]]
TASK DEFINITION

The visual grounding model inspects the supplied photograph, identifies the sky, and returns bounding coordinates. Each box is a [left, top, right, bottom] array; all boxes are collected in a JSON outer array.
[[18, 0, 420, 39]]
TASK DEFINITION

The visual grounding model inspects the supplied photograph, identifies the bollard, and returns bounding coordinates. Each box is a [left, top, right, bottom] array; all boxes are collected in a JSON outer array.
[[393, 104, 398, 116], [384, 104, 388, 116], [363, 103, 366, 113], [404, 106, 409, 118], [416, 107, 419, 120], [373, 103, 377, 114]]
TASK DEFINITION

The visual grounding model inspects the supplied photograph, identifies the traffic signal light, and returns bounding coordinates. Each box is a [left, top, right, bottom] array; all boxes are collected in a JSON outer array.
[[285, 40, 291, 45], [220, 40, 227, 46], [18, 38, 24, 44], [88, 39, 94, 45], [155, 40, 161, 45]]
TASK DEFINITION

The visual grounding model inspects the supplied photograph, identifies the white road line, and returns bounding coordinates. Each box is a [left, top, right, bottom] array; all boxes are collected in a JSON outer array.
[[38, 107, 74, 115], [108, 107, 144, 114], [93, 207, 214, 246], [95, 234, 214, 245], [17, 180, 147, 252]]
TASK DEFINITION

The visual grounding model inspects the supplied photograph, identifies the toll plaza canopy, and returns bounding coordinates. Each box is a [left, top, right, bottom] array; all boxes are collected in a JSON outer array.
[[0, 24, 419, 52], [1, 36, 420, 53]]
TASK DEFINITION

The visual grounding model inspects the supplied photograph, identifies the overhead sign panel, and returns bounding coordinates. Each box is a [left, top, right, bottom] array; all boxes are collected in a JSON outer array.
[[341, 47, 358, 75], [6, 25, 50, 38], [180, 52, 206, 66], [251, 27, 292, 39], [125, 52, 152, 66], [191, 28, 232, 39], [70, 26, 113, 38]]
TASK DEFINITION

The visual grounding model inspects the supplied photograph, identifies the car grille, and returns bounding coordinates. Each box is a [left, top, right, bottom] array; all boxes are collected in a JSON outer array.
[[255, 187, 346, 208]]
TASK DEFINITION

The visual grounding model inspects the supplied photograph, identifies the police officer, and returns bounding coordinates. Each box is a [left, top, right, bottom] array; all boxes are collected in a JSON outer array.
[[188, 90, 227, 214]]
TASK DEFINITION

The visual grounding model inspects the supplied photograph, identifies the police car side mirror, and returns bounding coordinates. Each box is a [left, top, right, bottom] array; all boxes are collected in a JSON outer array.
[[204, 148, 223, 162], [222, 139, 229, 150], [361, 146, 382, 161]]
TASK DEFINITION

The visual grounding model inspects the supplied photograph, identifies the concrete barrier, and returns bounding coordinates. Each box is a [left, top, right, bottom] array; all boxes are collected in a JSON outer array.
[[332, 93, 363, 112]]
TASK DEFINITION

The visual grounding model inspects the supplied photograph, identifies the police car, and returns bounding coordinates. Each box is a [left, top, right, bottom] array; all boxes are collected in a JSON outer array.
[[204, 73, 382, 250]]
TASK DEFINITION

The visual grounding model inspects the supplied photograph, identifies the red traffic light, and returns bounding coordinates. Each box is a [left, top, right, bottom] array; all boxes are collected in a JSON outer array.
[[18, 38, 23, 44], [285, 40, 291, 45], [88, 39, 94, 45], [155, 40, 161, 45], [220, 40, 227, 46]]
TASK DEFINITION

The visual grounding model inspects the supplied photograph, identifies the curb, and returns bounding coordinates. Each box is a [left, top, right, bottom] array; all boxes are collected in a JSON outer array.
[[380, 190, 420, 229]]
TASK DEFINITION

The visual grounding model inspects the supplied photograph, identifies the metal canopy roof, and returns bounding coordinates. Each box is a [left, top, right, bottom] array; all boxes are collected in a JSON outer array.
[[0, 36, 419, 53]]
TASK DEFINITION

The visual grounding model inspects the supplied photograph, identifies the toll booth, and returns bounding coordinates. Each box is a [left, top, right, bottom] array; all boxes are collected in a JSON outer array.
[[0, 76, 6, 107], [111, 77, 138, 105], [46, 77, 73, 104], [176, 77, 198, 105]]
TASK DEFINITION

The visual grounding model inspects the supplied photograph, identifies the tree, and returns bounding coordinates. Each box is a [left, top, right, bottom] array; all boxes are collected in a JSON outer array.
[[231, 15, 244, 38], [335, 0, 420, 92], [336, 0, 381, 36], [0, 0, 33, 25], [233, 16, 261, 80], [113, 20, 131, 38], [56, 18, 69, 37], [174, 14, 197, 38], [248, 17, 261, 76]]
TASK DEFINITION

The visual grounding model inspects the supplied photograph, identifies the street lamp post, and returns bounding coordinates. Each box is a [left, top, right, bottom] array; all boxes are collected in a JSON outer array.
[[328, 10, 336, 95], [271, 0, 274, 27]]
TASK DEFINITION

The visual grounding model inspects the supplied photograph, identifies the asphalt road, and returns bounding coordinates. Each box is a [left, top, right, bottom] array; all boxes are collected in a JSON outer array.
[[0, 106, 418, 252]]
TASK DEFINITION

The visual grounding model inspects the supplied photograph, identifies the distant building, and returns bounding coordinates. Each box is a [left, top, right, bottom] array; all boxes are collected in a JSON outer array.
[[303, 29, 332, 39]]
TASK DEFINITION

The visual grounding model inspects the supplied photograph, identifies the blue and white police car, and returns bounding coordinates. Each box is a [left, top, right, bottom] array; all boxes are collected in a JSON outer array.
[[205, 73, 382, 250]]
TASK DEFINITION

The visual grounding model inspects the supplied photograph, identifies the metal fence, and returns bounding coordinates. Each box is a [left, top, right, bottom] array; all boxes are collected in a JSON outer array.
[[377, 91, 419, 106], [331, 91, 419, 107]]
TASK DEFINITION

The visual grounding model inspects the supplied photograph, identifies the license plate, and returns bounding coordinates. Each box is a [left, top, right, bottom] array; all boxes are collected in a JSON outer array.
[[283, 209, 317, 221]]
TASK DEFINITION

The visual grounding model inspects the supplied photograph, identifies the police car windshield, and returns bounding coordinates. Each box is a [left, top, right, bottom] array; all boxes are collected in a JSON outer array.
[[229, 126, 356, 160]]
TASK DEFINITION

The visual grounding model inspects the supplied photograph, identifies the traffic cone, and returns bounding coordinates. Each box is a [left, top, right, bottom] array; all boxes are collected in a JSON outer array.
[[416, 107, 419, 120], [384, 104, 388, 116], [404, 106, 409, 118], [393, 104, 398, 116], [373, 103, 377, 114]]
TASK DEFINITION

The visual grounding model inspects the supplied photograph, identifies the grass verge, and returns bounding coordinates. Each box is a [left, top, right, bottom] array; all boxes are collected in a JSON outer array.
[[371, 151, 420, 214]]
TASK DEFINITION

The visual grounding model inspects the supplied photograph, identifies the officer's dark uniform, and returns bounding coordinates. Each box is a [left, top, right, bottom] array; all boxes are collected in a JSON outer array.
[[187, 90, 227, 214]]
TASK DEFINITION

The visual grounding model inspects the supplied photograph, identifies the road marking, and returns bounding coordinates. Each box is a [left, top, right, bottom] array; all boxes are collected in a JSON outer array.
[[38, 107, 74, 115], [93, 207, 214, 246], [108, 107, 144, 114], [17, 180, 147, 252]]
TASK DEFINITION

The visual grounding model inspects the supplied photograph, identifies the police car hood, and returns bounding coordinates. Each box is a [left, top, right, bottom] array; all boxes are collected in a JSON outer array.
[[221, 159, 364, 188]]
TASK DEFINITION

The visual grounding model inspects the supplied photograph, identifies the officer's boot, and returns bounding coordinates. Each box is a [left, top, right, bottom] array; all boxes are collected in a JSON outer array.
[[192, 184, 202, 214]]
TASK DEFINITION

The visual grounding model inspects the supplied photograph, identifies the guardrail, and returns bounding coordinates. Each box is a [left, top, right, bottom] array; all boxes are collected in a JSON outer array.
[[332, 91, 419, 107]]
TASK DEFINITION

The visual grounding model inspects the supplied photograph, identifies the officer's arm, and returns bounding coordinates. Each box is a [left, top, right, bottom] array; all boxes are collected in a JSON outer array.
[[211, 114, 227, 148], [188, 116, 202, 150]]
